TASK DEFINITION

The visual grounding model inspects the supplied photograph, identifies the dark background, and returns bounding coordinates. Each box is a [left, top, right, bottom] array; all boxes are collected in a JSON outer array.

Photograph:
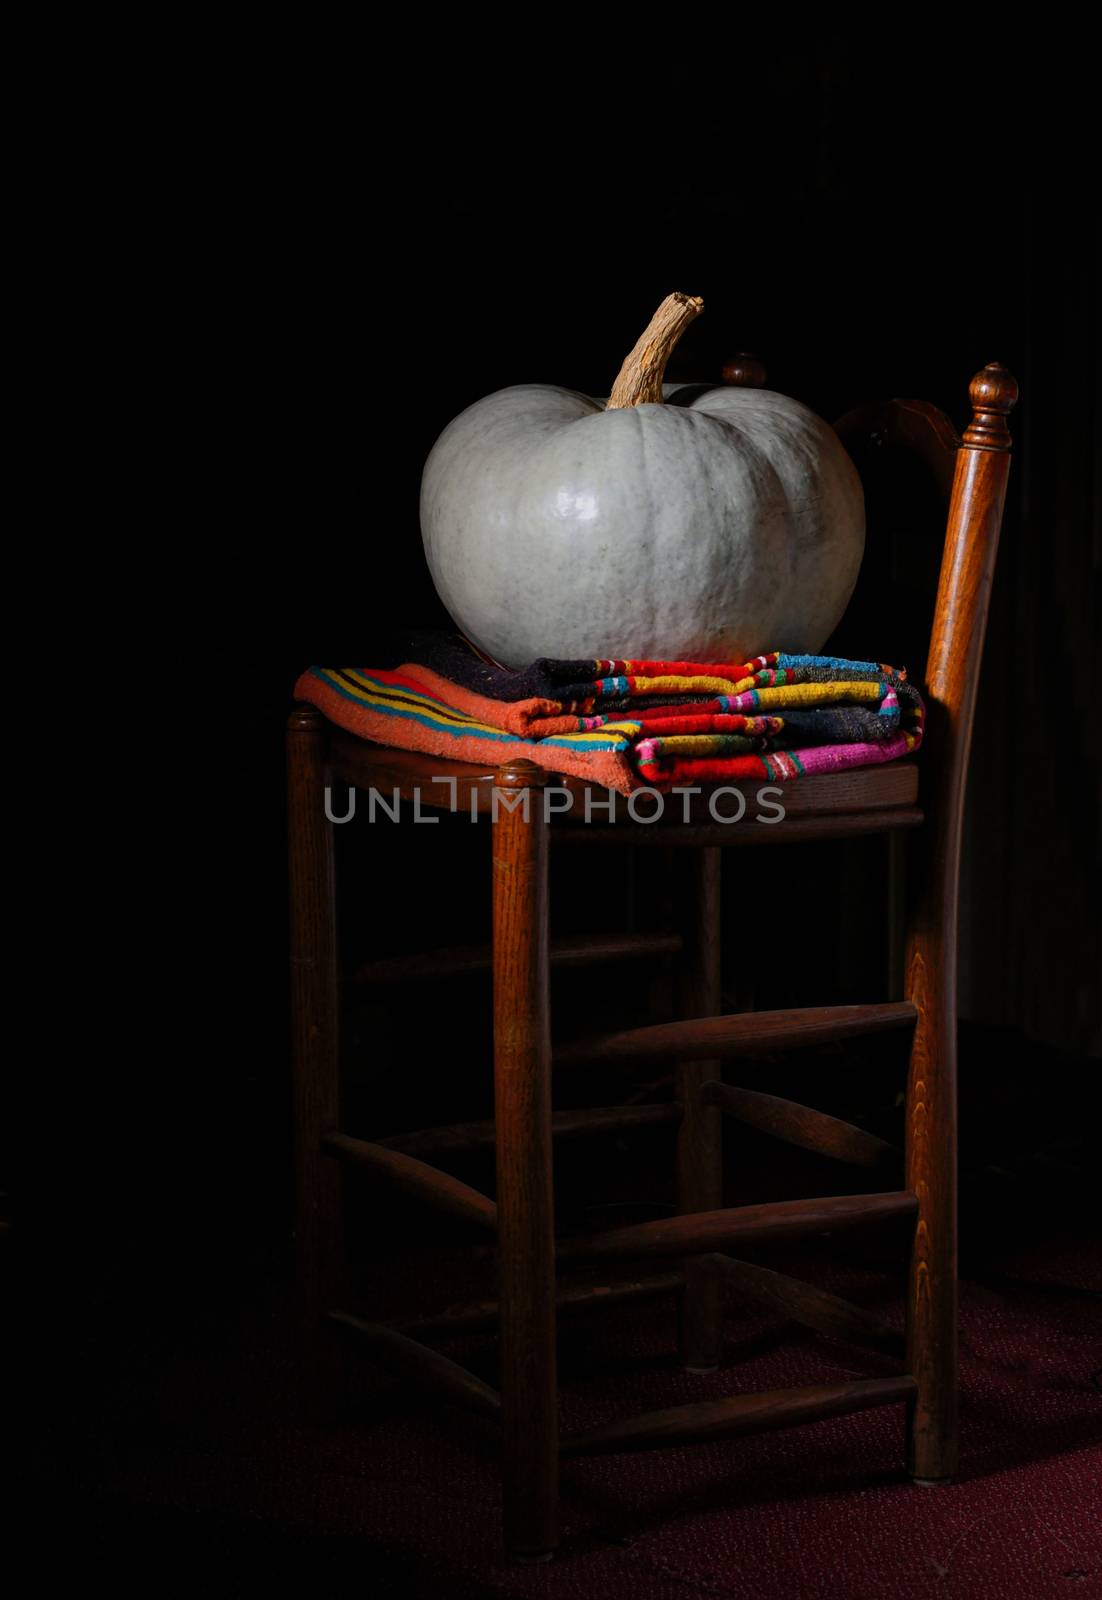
[[17, 26, 1099, 1484]]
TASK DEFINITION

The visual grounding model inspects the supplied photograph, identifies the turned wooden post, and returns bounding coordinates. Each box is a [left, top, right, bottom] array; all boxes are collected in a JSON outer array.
[[674, 848, 725, 1370], [287, 703, 343, 1344], [491, 759, 558, 1559], [905, 364, 1018, 1482]]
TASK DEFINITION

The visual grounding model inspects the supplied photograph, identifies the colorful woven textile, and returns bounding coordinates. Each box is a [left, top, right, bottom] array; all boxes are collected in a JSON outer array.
[[295, 665, 640, 792], [293, 643, 924, 796]]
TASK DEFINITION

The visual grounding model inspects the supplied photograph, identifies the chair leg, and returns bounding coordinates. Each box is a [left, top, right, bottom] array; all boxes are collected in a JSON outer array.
[[904, 981, 958, 1482], [492, 762, 558, 1560], [287, 706, 343, 1352], [674, 847, 724, 1372]]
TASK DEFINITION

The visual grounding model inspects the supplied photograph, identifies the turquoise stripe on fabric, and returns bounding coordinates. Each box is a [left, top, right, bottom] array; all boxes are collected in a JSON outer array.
[[312, 669, 632, 752], [776, 652, 883, 674]]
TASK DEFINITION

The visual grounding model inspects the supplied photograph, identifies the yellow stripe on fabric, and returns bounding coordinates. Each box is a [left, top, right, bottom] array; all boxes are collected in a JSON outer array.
[[644, 735, 754, 756], [326, 672, 641, 748], [746, 681, 885, 709], [546, 721, 642, 747], [628, 673, 758, 696], [338, 669, 475, 716], [331, 672, 511, 739]]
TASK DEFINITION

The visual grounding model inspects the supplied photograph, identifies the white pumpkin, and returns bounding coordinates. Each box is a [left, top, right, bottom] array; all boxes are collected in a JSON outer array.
[[420, 294, 864, 669]]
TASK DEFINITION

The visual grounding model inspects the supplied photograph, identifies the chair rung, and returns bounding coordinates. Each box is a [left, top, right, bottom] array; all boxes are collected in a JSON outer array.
[[554, 1002, 918, 1068], [560, 1375, 916, 1456], [701, 1254, 905, 1358], [700, 1081, 902, 1170], [377, 1103, 680, 1158], [391, 1271, 685, 1337], [556, 1191, 917, 1266], [322, 1133, 497, 1230], [352, 931, 682, 986], [328, 1312, 502, 1418]]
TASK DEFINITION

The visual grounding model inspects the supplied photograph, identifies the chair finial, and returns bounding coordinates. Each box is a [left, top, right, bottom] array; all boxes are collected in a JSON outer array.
[[722, 353, 767, 388], [963, 363, 1018, 451]]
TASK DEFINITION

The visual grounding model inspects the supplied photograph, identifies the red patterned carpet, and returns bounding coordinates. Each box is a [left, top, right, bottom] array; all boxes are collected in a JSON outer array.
[[33, 1236, 1101, 1597]]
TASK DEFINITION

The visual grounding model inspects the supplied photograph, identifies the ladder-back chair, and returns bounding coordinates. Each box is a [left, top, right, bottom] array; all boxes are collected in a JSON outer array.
[[286, 360, 1018, 1560]]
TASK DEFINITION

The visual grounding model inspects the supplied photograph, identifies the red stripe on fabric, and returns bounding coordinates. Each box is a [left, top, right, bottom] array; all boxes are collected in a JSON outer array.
[[367, 667, 457, 704], [609, 656, 777, 676], [635, 754, 772, 789]]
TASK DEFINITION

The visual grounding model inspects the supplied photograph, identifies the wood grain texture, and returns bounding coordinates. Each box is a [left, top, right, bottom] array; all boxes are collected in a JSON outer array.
[[903, 363, 1017, 1482], [322, 1133, 497, 1231], [554, 1001, 918, 1068], [561, 1376, 916, 1456], [674, 849, 724, 1369], [557, 1191, 918, 1266], [701, 1253, 905, 1358], [491, 759, 559, 1559], [287, 704, 342, 1340], [699, 1081, 901, 1171], [328, 1312, 502, 1418]]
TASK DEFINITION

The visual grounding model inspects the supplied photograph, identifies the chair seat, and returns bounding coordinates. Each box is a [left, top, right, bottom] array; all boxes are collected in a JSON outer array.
[[329, 733, 922, 836]]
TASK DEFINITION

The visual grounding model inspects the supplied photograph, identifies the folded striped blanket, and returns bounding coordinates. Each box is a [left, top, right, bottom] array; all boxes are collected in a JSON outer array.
[[294, 640, 924, 797], [295, 665, 641, 792]]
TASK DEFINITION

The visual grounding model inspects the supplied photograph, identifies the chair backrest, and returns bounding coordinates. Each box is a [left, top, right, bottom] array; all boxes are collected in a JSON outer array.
[[721, 355, 1017, 1022], [719, 359, 1018, 863], [833, 368, 1018, 947], [834, 368, 1018, 769]]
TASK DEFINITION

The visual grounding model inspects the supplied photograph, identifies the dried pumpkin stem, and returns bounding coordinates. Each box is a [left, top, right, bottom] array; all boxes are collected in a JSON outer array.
[[605, 292, 705, 410]]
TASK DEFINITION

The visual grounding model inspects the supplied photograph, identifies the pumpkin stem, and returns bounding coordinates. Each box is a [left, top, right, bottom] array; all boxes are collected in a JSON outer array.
[[605, 292, 705, 410]]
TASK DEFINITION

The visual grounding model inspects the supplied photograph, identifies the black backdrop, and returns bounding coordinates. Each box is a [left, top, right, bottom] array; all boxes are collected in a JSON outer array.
[[19, 30, 1098, 1364]]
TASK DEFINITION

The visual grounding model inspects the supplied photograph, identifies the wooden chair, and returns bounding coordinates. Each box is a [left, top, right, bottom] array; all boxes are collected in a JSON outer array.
[[286, 360, 1017, 1560]]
